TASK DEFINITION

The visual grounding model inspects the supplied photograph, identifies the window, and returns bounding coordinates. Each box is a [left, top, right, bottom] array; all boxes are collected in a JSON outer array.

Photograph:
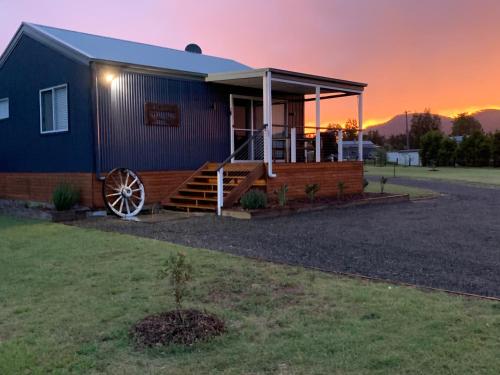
[[0, 98, 8, 120], [39, 84, 68, 133]]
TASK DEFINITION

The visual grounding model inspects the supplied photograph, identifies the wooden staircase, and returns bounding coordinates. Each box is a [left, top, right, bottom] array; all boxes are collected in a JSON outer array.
[[162, 162, 266, 212]]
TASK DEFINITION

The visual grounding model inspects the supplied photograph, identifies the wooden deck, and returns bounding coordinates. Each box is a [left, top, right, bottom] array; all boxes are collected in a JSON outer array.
[[268, 161, 364, 200], [0, 162, 363, 210]]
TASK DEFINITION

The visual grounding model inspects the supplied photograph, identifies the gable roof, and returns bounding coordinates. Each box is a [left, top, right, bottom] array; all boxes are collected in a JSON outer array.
[[0, 23, 251, 75]]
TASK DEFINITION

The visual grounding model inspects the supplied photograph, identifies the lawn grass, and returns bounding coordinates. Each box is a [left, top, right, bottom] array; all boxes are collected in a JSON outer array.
[[1, 215, 500, 374], [364, 181, 438, 199], [365, 165, 500, 187]]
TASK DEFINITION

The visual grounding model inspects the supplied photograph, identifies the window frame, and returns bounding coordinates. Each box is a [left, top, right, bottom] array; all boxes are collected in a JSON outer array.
[[39, 84, 69, 134], [0, 97, 9, 121]]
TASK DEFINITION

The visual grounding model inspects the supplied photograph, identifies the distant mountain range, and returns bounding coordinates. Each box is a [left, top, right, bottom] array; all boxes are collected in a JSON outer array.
[[367, 109, 500, 136]]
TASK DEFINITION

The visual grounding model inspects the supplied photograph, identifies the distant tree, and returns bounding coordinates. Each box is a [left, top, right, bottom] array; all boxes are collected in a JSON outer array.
[[456, 131, 491, 167], [375, 148, 387, 166], [420, 131, 444, 166], [438, 137, 457, 166], [343, 119, 358, 141], [386, 134, 407, 150], [327, 123, 341, 130], [490, 131, 500, 167], [451, 113, 483, 136], [364, 129, 385, 145], [410, 109, 442, 148]]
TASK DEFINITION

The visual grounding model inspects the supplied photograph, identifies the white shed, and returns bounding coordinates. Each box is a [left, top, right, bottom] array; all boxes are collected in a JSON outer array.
[[387, 150, 421, 166]]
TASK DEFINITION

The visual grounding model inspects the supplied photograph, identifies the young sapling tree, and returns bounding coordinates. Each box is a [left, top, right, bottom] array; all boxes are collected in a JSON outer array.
[[337, 181, 345, 200], [159, 251, 193, 311], [305, 183, 320, 203], [275, 184, 288, 207], [380, 176, 388, 194]]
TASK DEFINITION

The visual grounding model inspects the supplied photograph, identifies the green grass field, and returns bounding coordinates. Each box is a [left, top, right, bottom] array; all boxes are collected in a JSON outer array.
[[365, 165, 500, 187], [1, 215, 500, 374], [364, 181, 438, 199]]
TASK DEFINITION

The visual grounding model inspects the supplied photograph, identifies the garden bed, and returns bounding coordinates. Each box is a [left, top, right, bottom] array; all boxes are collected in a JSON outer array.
[[223, 193, 410, 219], [131, 309, 225, 347]]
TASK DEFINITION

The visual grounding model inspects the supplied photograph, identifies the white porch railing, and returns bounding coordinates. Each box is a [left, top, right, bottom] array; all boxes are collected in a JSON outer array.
[[264, 70, 364, 173], [216, 128, 265, 215], [267, 126, 348, 163]]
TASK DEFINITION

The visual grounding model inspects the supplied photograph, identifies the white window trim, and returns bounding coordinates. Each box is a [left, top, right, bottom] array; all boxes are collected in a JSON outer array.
[[39, 84, 69, 134], [0, 97, 8, 120]]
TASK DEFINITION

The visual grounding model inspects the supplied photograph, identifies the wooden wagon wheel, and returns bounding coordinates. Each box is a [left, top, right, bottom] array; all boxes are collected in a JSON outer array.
[[103, 168, 145, 218]]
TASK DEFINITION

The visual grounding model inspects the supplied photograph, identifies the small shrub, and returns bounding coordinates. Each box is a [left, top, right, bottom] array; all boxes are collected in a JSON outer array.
[[275, 184, 288, 207], [52, 183, 80, 211], [305, 183, 320, 203], [337, 181, 345, 200], [430, 160, 438, 171], [159, 251, 193, 310], [240, 189, 267, 209], [363, 178, 369, 191], [380, 176, 388, 194]]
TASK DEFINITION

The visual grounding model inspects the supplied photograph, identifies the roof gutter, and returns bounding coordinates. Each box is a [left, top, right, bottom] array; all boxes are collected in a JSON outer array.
[[90, 62, 104, 180]]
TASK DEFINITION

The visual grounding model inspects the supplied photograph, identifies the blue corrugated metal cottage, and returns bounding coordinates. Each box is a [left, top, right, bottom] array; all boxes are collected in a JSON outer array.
[[0, 23, 367, 216]]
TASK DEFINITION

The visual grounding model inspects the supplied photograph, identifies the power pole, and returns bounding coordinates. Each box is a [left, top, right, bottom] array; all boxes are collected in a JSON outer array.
[[404, 111, 411, 150]]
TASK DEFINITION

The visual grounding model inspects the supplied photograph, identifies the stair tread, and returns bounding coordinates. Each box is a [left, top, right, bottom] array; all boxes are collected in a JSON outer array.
[[201, 170, 251, 174], [179, 188, 218, 194], [163, 202, 215, 210], [187, 181, 239, 187], [194, 176, 248, 181], [162, 161, 265, 212], [170, 195, 218, 202], [178, 190, 230, 196]]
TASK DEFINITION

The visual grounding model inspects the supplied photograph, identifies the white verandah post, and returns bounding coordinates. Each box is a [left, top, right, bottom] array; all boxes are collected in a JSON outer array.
[[229, 94, 235, 162], [338, 129, 343, 162], [315, 86, 321, 162], [358, 93, 364, 161], [263, 74, 269, 164], [263, 71, 275, 177], [290, 127, 297, 163], [216, 167, 224, 216]]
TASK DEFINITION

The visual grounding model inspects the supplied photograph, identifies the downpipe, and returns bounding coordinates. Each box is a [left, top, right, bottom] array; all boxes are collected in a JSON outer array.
[[91, 62, 105, 181]]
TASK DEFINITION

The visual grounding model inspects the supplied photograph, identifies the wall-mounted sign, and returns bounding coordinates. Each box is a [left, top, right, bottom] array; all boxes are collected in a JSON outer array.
[[144, 102, 180, 127]]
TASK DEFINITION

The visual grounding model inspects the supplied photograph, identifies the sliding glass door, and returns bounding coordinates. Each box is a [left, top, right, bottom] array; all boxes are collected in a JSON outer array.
[[231, 96, 264, 161], [230, 95, 288, 162]]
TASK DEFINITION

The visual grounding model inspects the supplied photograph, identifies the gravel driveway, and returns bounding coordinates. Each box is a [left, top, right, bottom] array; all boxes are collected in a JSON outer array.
[[75, 178, 500, 298]]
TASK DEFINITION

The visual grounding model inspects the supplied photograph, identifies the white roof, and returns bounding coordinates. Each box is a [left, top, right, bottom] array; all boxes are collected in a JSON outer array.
[[342, 140, 376, 146], [1, 23, 251, 75]]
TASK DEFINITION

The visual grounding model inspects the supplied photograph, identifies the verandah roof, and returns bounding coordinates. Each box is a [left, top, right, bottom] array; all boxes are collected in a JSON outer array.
[[206, 68, 367, 95]]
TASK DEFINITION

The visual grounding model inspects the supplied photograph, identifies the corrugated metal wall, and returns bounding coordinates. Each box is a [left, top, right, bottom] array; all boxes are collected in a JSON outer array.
[[97, 71, 231, 172], [0, 35, 94, 173]]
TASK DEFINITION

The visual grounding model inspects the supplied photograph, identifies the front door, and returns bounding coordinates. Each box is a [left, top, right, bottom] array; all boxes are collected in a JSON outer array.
[[230, 95, 288, 162], [231, 96, 264, 161], [271, 102, 287, 162]]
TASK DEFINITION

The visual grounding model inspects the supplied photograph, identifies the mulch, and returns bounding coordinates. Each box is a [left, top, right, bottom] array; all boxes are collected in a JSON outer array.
[[270, 193, 377, 207], [131, 309, 225, 347]]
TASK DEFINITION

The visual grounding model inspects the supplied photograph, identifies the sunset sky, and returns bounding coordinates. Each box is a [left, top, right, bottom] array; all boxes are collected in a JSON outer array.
[[1, 0, 499, 128]]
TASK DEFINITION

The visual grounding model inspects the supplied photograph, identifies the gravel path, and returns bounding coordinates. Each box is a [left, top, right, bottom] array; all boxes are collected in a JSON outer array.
[[74, 178, 500, 298]]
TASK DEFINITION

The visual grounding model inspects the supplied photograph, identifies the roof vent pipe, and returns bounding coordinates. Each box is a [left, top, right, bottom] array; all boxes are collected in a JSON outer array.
[[185, 43, 202, 54]]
